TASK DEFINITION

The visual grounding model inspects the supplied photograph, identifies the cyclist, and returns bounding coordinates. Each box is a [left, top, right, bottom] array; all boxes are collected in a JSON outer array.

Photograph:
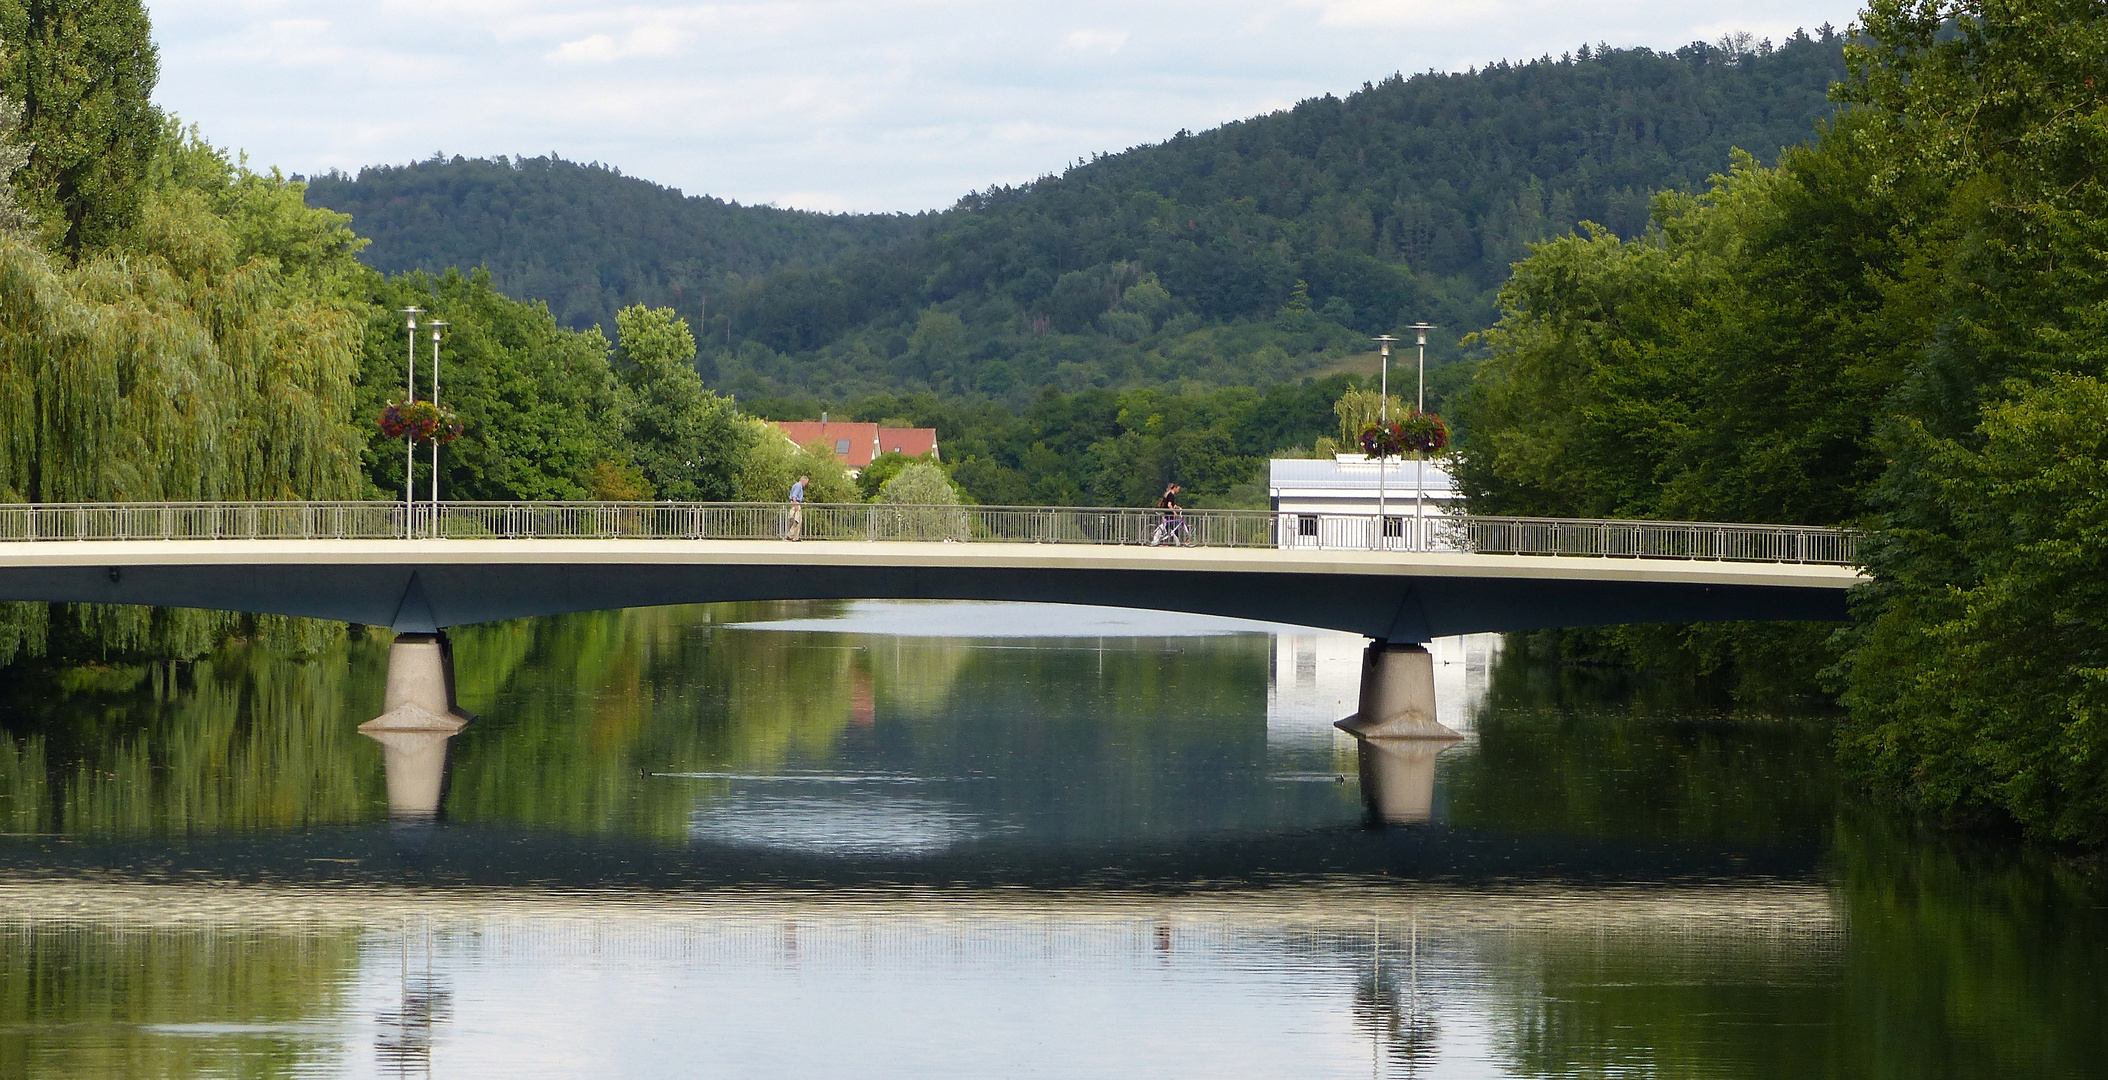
[[1148, 482, 1190, 546]]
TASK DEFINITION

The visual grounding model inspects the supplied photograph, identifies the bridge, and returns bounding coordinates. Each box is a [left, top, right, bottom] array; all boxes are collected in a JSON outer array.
[[0, 500, 1863, 814]]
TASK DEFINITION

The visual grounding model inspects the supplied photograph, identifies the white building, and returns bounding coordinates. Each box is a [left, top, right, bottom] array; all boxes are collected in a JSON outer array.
[[1268, 455, 1462, 549]]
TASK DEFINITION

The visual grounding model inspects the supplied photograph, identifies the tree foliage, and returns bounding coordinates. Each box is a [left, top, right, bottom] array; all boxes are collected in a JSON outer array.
[[303, 155, 924, 331], [0, 0, 160, 257], [0, 61, 31, 236], [876, 461, 961, 505], [356, 269, 621, 502], [612, 304, 752, 501], [1455, 0, 2108, 844], [0, 120, 371, 663]]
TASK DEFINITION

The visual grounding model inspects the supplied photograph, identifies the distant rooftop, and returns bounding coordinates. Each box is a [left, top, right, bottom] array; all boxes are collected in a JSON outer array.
[[773, 421, 938, 469]]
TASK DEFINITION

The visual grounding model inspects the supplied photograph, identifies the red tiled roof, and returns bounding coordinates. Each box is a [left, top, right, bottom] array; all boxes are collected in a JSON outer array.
[[771, 422, 939, 469], [878, 428, 938, 460]]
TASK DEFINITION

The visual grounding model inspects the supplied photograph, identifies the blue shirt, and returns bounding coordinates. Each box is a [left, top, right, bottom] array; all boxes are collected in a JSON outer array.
[[789, 480, 806, 503]]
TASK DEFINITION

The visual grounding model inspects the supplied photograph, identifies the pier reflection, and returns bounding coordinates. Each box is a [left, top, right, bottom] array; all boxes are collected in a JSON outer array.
[[1353, 738, 1461, 825], [361, 715, 460, 821]]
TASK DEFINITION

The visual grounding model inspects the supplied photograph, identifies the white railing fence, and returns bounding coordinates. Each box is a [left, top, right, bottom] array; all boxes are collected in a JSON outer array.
[[0, 501, 1860, 565]]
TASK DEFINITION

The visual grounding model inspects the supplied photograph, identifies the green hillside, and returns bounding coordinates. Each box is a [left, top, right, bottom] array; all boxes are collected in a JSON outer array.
[[309, 31, 1849, 403], [303, 156, 928, 331]]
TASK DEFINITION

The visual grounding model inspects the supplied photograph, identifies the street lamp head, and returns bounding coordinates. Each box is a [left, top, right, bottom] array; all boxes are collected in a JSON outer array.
[[428, 320, 449, 341], [1406, 321, 1436, 347], [398, 306, 422, 328]]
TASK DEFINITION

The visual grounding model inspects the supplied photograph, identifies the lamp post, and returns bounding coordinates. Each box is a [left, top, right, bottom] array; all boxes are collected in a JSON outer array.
[[1372, 335, 1398, 551], [427, 321, 448, 537], [1406, 322, 1436, 551], [397, 307, 422, 539]]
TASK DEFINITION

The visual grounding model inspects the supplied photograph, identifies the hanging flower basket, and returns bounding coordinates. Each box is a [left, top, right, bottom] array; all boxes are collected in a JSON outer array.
[[1359, 412, 1449, 458], [379, 401, 463, 443]]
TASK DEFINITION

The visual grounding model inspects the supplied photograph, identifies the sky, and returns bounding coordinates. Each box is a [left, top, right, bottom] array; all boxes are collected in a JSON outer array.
[[144, 1, 1868, 215]]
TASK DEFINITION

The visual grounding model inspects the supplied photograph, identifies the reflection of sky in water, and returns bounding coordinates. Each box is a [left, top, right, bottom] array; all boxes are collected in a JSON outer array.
[[0, 881, 1844, 1080], [729, 599, 1503, 799], [690, 792, 997, 856], [1265, 631, 1503, 782]]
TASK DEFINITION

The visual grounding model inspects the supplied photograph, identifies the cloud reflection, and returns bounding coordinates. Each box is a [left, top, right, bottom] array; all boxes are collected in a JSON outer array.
[[689, 792, 997, 856]]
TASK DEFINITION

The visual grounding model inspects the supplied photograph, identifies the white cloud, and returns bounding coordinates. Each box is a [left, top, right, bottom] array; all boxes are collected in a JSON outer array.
[[551, 32, 622, 62], [142, 0, 1866, 213], [1060, 29, 1128, 55]]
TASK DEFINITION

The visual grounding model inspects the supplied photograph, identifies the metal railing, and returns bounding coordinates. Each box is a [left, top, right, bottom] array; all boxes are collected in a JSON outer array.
[[0, 501, 1860, 564]]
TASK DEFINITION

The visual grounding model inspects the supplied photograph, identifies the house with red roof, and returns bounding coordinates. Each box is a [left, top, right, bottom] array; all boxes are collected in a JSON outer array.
[[771, 420, 939, 472]]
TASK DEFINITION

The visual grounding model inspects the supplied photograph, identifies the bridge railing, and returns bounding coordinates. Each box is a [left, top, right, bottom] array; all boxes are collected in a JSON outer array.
[[0, 501, 1860, 564]]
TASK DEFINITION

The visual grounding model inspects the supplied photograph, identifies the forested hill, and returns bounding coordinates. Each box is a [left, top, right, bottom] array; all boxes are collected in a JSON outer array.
[[309, 30, 1849, 403], [303, 156, 928, 331]]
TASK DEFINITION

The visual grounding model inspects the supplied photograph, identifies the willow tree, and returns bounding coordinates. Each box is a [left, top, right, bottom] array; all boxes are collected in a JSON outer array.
[[0, 124, 370, 663]]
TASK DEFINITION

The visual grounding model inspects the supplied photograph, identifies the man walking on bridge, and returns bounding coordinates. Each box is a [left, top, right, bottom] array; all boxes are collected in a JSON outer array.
[[785, 475, 809, 541]]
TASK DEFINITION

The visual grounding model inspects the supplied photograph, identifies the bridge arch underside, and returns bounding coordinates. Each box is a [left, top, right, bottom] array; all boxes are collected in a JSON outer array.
[[1, 559, 1849, 642]]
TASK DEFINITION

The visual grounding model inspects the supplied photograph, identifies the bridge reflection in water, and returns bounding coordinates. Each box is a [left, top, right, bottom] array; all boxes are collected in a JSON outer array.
[[363, 616, 1498, 829]]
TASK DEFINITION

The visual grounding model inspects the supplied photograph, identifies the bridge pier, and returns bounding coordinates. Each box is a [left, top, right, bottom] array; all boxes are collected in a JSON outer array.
[[1335, 641, 1461, 740], [358, 632, 470, 819], [1335, 640, 1463, 824]]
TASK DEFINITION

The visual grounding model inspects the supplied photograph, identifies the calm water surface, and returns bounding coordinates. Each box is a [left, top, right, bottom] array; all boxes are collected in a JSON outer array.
[[0, 601, 2102, 1078]]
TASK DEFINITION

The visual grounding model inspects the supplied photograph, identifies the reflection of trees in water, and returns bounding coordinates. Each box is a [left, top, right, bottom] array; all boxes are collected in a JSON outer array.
[[428, 605, 1298, 844], [0, 922, 360, 1077], [442, 603, 877, 837], [0, 638, 388, 834], [868, 636, 971, 719], [1444, 642, 1840, 847], [1480, 925, 1845, 1079], [0, 600, 1288, 843]]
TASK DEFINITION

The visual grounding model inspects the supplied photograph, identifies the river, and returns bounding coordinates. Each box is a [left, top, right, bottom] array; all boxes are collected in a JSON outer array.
[[0, 600, 2101, 1078]]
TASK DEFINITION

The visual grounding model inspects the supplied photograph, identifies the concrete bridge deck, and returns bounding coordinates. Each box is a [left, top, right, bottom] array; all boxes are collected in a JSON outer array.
[[0, 536, 1862, 640]]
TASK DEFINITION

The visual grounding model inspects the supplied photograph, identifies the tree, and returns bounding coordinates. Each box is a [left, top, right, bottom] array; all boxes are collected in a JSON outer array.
[[0, 0, 161, 257], [876, 461, 960, 505], [0, 60, 32, 236], [357, 269, 620, 502], [733, 423, 857, 504], [0, 120, 369, 665], [875, 460, 967, 539], [1841, 376, 2108, 842], [612, 304, 751, 500], [1332, 387, 1406, 447], [904, 307, 968, 387], [1832, 0, 2108, 843]]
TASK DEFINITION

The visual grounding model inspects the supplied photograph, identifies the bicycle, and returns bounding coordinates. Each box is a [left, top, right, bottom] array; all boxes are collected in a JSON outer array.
[[1147, 511, 1191, 547]]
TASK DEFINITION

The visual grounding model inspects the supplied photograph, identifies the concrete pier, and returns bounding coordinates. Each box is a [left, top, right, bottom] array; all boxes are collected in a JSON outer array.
[[358, 633, 471, 819], [1334, 640, 1463, 824], [1334, 641, 1462, 740]]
